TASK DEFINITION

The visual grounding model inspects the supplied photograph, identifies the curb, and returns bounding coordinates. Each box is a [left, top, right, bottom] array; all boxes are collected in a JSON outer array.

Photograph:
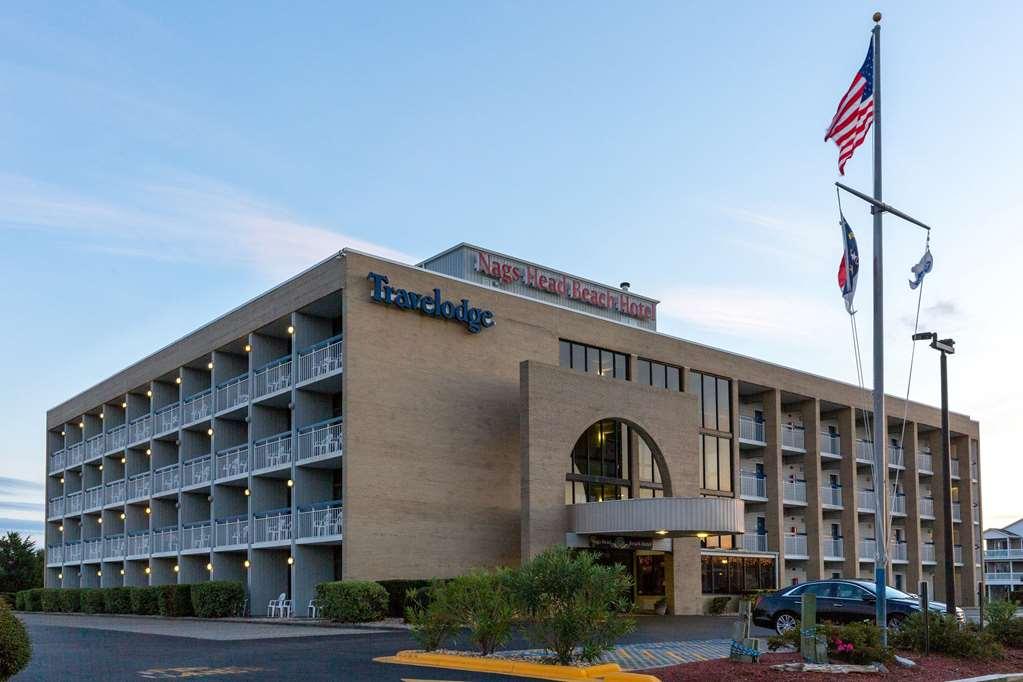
[[375, 650, 659, 681], [949, 675, 1023, 682], [18, 611, 407, 632]]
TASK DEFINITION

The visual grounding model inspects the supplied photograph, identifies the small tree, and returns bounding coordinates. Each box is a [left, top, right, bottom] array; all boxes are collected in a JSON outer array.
[[509, 546, 635, 665], [447, 570, 515, 655], [405, 581, 460, 651], [0, 533, 42, 594]]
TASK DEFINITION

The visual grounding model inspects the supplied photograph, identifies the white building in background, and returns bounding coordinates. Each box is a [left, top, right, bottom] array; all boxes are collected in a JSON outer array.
[[984, 519, 1023, 602]]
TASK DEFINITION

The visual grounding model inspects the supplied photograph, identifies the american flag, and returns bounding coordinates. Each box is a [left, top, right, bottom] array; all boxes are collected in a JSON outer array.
[[825, 41, 875, 175]]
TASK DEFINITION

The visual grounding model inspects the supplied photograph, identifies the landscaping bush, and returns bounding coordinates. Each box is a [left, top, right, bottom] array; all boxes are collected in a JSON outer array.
[[191, 581, 245, 618], [58, 588, 80, 613], [0, 603, 31, 681], [0, 594, 14, 610], [405, 580, 461, 651], [158, 584, 194, 617], [509, 546, 635, 665], [80, 588, 105, 614], [25, 589, 42, 612], [40, 588, 62, 613], [13, 592, 25, 612], [103, 587, 132, 614], [130, 586, 161, 615], [316, 581, 388, 623], [707, 596, 732, 615], [377, 579, 432, 619], [893, 612, 1003, 660], [822, 621, 892, 665], [987, 600, 1023, 648], [445, 570, 516, 655]]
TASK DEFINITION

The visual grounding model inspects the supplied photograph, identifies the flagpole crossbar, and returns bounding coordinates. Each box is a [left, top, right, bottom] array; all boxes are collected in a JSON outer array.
[[835, 182, 932, 232]]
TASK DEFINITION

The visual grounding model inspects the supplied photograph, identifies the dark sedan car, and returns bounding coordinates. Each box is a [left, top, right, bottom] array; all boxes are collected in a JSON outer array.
[[752, 579, 965, 634]]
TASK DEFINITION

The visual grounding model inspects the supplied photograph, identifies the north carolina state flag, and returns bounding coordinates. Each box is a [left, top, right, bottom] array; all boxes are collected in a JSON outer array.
[[837, 214, 860, 314]]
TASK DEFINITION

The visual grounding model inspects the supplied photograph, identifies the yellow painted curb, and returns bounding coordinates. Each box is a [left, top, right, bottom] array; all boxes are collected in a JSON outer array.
[[374, 650, 659, 681]]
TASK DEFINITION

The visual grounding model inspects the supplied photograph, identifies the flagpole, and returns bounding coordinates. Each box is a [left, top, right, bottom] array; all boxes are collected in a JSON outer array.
[[870, 11, 889, 644]]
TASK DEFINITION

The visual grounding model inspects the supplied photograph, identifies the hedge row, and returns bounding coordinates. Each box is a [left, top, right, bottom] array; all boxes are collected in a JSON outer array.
[[14, 583, 242, 618]]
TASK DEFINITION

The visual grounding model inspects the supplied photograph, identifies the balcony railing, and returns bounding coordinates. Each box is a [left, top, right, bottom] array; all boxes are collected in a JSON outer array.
[[297, 501, 343, 538], [216, 374, 249, 413], [889, 445, 905, 468], [892, 494, 907, 516], [917, 452, 933, 473], [919, 497, 935, 518], [740, 532, 769, 552], [253, 431, 292, 471], [48, 496, 64, 518], [105, 479, 125, 505], [740, 472, 767, 499], [65, 541, 82, 563], [859, 539, 877, 559], [253, 508, 293, 543], [152, 526, 179, 554], [182, 455, 212, 487], [891, 542, 908, 561], [181, 521, 212, 550], [83, 538, 103, 562], [297, 417, 343, 461], [858, 489, 876, 512], [106, 424, 127, 453], [856, 439, 874, 464], [84, 485, 103, 510], [86, 434, 105, 460], [985, 572, 1023, 584], [214, 515, 250, 547], [182, 389, 213, 425], [254, 356, 293, 398], [953, 545, 963, 564], [67, 442, 84, 467], [298, 335, 343, 383], [126, 472, 151, 500], [782, 425, 806, 451], [66, 491, 82, 515], [984, 548, 1023, 560], [952, 502, 962, 522], [738, 416, 766, 444], [47, 545, 63, 565], [950, 459, 960, 478], [823, 537, 844, 559], [821, 485, 843, 508], [820, 432, 841, 458], [784, 533, 808, 557], [216, 444, 249, 479], [104, 534, 125, 559], [153, 464, 180, 494], [127, 530, 150, 557], [922, 543, 936, 563], [49, 449, 66, 471], [128, 415, 152, 444], [154, 402, 180, 434], [783, 480, 807, 504]]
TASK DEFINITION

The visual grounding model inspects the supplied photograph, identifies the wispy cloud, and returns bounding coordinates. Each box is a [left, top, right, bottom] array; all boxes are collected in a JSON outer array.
[[0, 501, 43, 513], [0, 518, 43, 533], [0, 476, 43, 496], [0, 173, 418, 279]]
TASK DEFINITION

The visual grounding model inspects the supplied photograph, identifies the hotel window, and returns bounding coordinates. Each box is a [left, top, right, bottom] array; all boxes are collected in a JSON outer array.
[[559, 340, 628, 379], [701, 555, 776, 595], [636, 437, 664, 498], [688, 371, 732, 432], [636, 358, 681, 391], [699, 434, 733, 493], [566, 419, 631, 504]]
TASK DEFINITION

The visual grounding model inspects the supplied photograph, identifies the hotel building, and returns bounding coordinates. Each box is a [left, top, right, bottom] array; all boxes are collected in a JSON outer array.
[[983, 519, 1023, 602], [43, 243, 984, 614]]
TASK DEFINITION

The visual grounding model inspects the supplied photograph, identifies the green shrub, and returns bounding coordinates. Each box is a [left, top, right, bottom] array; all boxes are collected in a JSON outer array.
[[987, 600, 1017, 629], [822, 621, 893, 665], [0, 594, 13, 610], [191, 581, 245, 618], [445, 570, 516, 655], [158, 584, 194, 617], [316, 581, 388, 623], [405, 580, 461, 651], [509, 546, 636, 665], [987, 601, 1023, 648], [377, 579, 433, 618], [708, 596, 732, 615], [25, 589, 42, 612], [58, 588, 80, 613], [103, 587, 132, 614], [80, 588, 105, 614], [130, 586, 160, 615], [893, 612, 1003, 660], [40, 588, 62, 613], [13, 592, 25, 612], [0, 603, 31, 681], [767, 625, 801, 652]]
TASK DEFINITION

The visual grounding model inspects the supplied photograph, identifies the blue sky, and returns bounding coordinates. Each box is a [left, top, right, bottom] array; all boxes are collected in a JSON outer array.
[[2, 1, 1022, 546]]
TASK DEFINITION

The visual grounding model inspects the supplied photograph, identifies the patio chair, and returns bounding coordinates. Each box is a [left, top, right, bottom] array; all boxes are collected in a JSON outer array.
[[307, 599, 321, 618], [268, 593, 287, 617]]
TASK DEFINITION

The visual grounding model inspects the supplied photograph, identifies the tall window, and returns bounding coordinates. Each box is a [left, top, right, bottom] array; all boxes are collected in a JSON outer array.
[[636, 358, 681, 391], [690, 370, 734, 494], [560, 340, 628, 379], [566, 420, 630, 504], [701, 555, 776, 594], [636, 437, 664, 498]]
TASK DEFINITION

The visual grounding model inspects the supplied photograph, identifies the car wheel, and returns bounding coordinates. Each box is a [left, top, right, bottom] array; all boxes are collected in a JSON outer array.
[[774, 612, 799, 635], [887, 614, 905, 630]]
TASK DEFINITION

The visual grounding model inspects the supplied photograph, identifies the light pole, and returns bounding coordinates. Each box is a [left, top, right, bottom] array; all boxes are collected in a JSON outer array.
[[913, 331, 956, 614]]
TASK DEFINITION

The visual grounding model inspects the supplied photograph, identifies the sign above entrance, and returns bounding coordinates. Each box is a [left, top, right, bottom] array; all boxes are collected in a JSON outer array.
[[589, 536, 655, 551], [367, 272, 495, 334]]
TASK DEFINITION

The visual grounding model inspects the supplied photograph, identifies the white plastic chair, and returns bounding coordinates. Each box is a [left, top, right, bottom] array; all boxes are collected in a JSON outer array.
[[267, 593, 286, 617], [307, 599, 320, 618]]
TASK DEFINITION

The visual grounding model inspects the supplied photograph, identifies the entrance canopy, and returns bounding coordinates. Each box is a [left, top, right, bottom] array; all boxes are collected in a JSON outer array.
[[568, 496, 744, 538]]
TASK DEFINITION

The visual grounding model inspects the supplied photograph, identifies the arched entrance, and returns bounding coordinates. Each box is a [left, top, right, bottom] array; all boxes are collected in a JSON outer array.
[[564, 418, 673, 505]]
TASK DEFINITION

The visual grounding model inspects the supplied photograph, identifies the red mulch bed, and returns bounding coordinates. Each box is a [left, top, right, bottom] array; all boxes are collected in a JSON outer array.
[[649, 649, 1023, 681]]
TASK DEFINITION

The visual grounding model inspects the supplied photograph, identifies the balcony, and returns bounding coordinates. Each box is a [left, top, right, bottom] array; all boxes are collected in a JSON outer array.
[[65, 541, 82, 563], [740, 532, 769, 553], [950, 459, 960, 479], [104, 534, 125, 559], [154, 402, 180, 435], [919, 497, 935, 518], [922, 543, 936, 563], [297, 501, 343, 539], [892, 494, 907, 516], [216, 444, 249, 479], [47, 545, 63, 566], [128, 415, 152, 445], [106, 424, 127, 453], [127, 530, 150, 557], [86, 434, 105, 461], [738, 416, 766, 445], [216, 374, 249, 413], [253, 508, 293, 544], [783, 480, 807, 505], [49, 449, 66, 472], [820, 432, 841, 459], [84, 485, 103, 511], [67, 442, 84, 467], [821, 485, 843, 508], [254, 356, 293, 399], [892, 541, 908, 562], [182, 389, 213, 425], [48, 496, 64, 519], [214, 515, 250, 547], [823, 537, 844, 560], [952, 502, 962, 522], [984, 548, 1023, 560], [126, 472, 151, 501], [889, 445, 905, 468], [782, 425, 806, 452], [83, 538, 103, 562], [297, 417, 343, 461], [253, 431, 292, 471], [858, 489, 876, 513], [986, 572, 1023, 585], [298, 335, 343, 383], [784, 533, 808, 558], [66, 491, 82, 515], [856, 439, 874, 464], [153, 463, 180, 495], [917, 451, 933, 474], [105, 479, 125, 506], [859, 539, 877, 560], [181, 521, 212, 551], [740, 472, 767, 500], [182, 455, 212, 487], [953, 545, 963, 565], [152, 526, 179, 554]]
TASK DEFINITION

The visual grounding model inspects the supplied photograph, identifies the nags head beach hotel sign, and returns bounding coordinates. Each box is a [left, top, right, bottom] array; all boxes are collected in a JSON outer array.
[[368, 272, 495, 334]]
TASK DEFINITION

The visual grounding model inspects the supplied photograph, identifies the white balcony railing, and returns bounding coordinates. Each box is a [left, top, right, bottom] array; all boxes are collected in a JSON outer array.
[[216, 374, 249, 413], [985, 572, 1023, 584], [950, 459, 961, 478], [919, 497, 935, 518], [859, 539, 877, 559], [48, 496, 64, 518], [104, 534, 125, 559], [106, 424, 127, 453], [154, 402, 180, 434], [856, 439, 874, 463], [83, 538, 102, 562], [782, 425, 806, 451], [953, 545, 963, 564], [128, 415, 152, 445], [740, 472, 767, 499], [253, 509, 293, 543], [740, 532, 769, 552], [917, 452, 933, 473], [821, 485, 843, 508], [47, 545, 63, 565], [126, 472, 151, 500], [86, 434, 105, 460], [739, 416, 766, 444], [820, 432, 841, 458], [784, 533, 808, 557], [153, 464, 180, 494], [67, 442, 84, 467], [858, 489, 876, 512], [952, 502, 962, 522], [84, 485, 103, 510], [182, 455, 212, 487], [253, 432, 292, 471], [889, 445, 905, 468], [215, 515, 250, 547], [922, 543, 936, 563], [891, 541, 908, 561], [49, 449, 66, 471], [127, 531, 150, 557], [823, 537, 844, 559], [297, 502, 343, 538], [181, 521, 212, 550], [892, 494, 907, 516], [216, 444, 249, 479], [783, 480, 807, 504], [254, 356, 293, 398], [297, 417, 343, 461], [65, 541, 82, 563], [984, 548, 1023, 560], [298, 335, 343, 383], [105, 479, 125, 506], [152, 526, 179, 554], [66, 491, 82, 515], [182, 389, 213, 425]]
